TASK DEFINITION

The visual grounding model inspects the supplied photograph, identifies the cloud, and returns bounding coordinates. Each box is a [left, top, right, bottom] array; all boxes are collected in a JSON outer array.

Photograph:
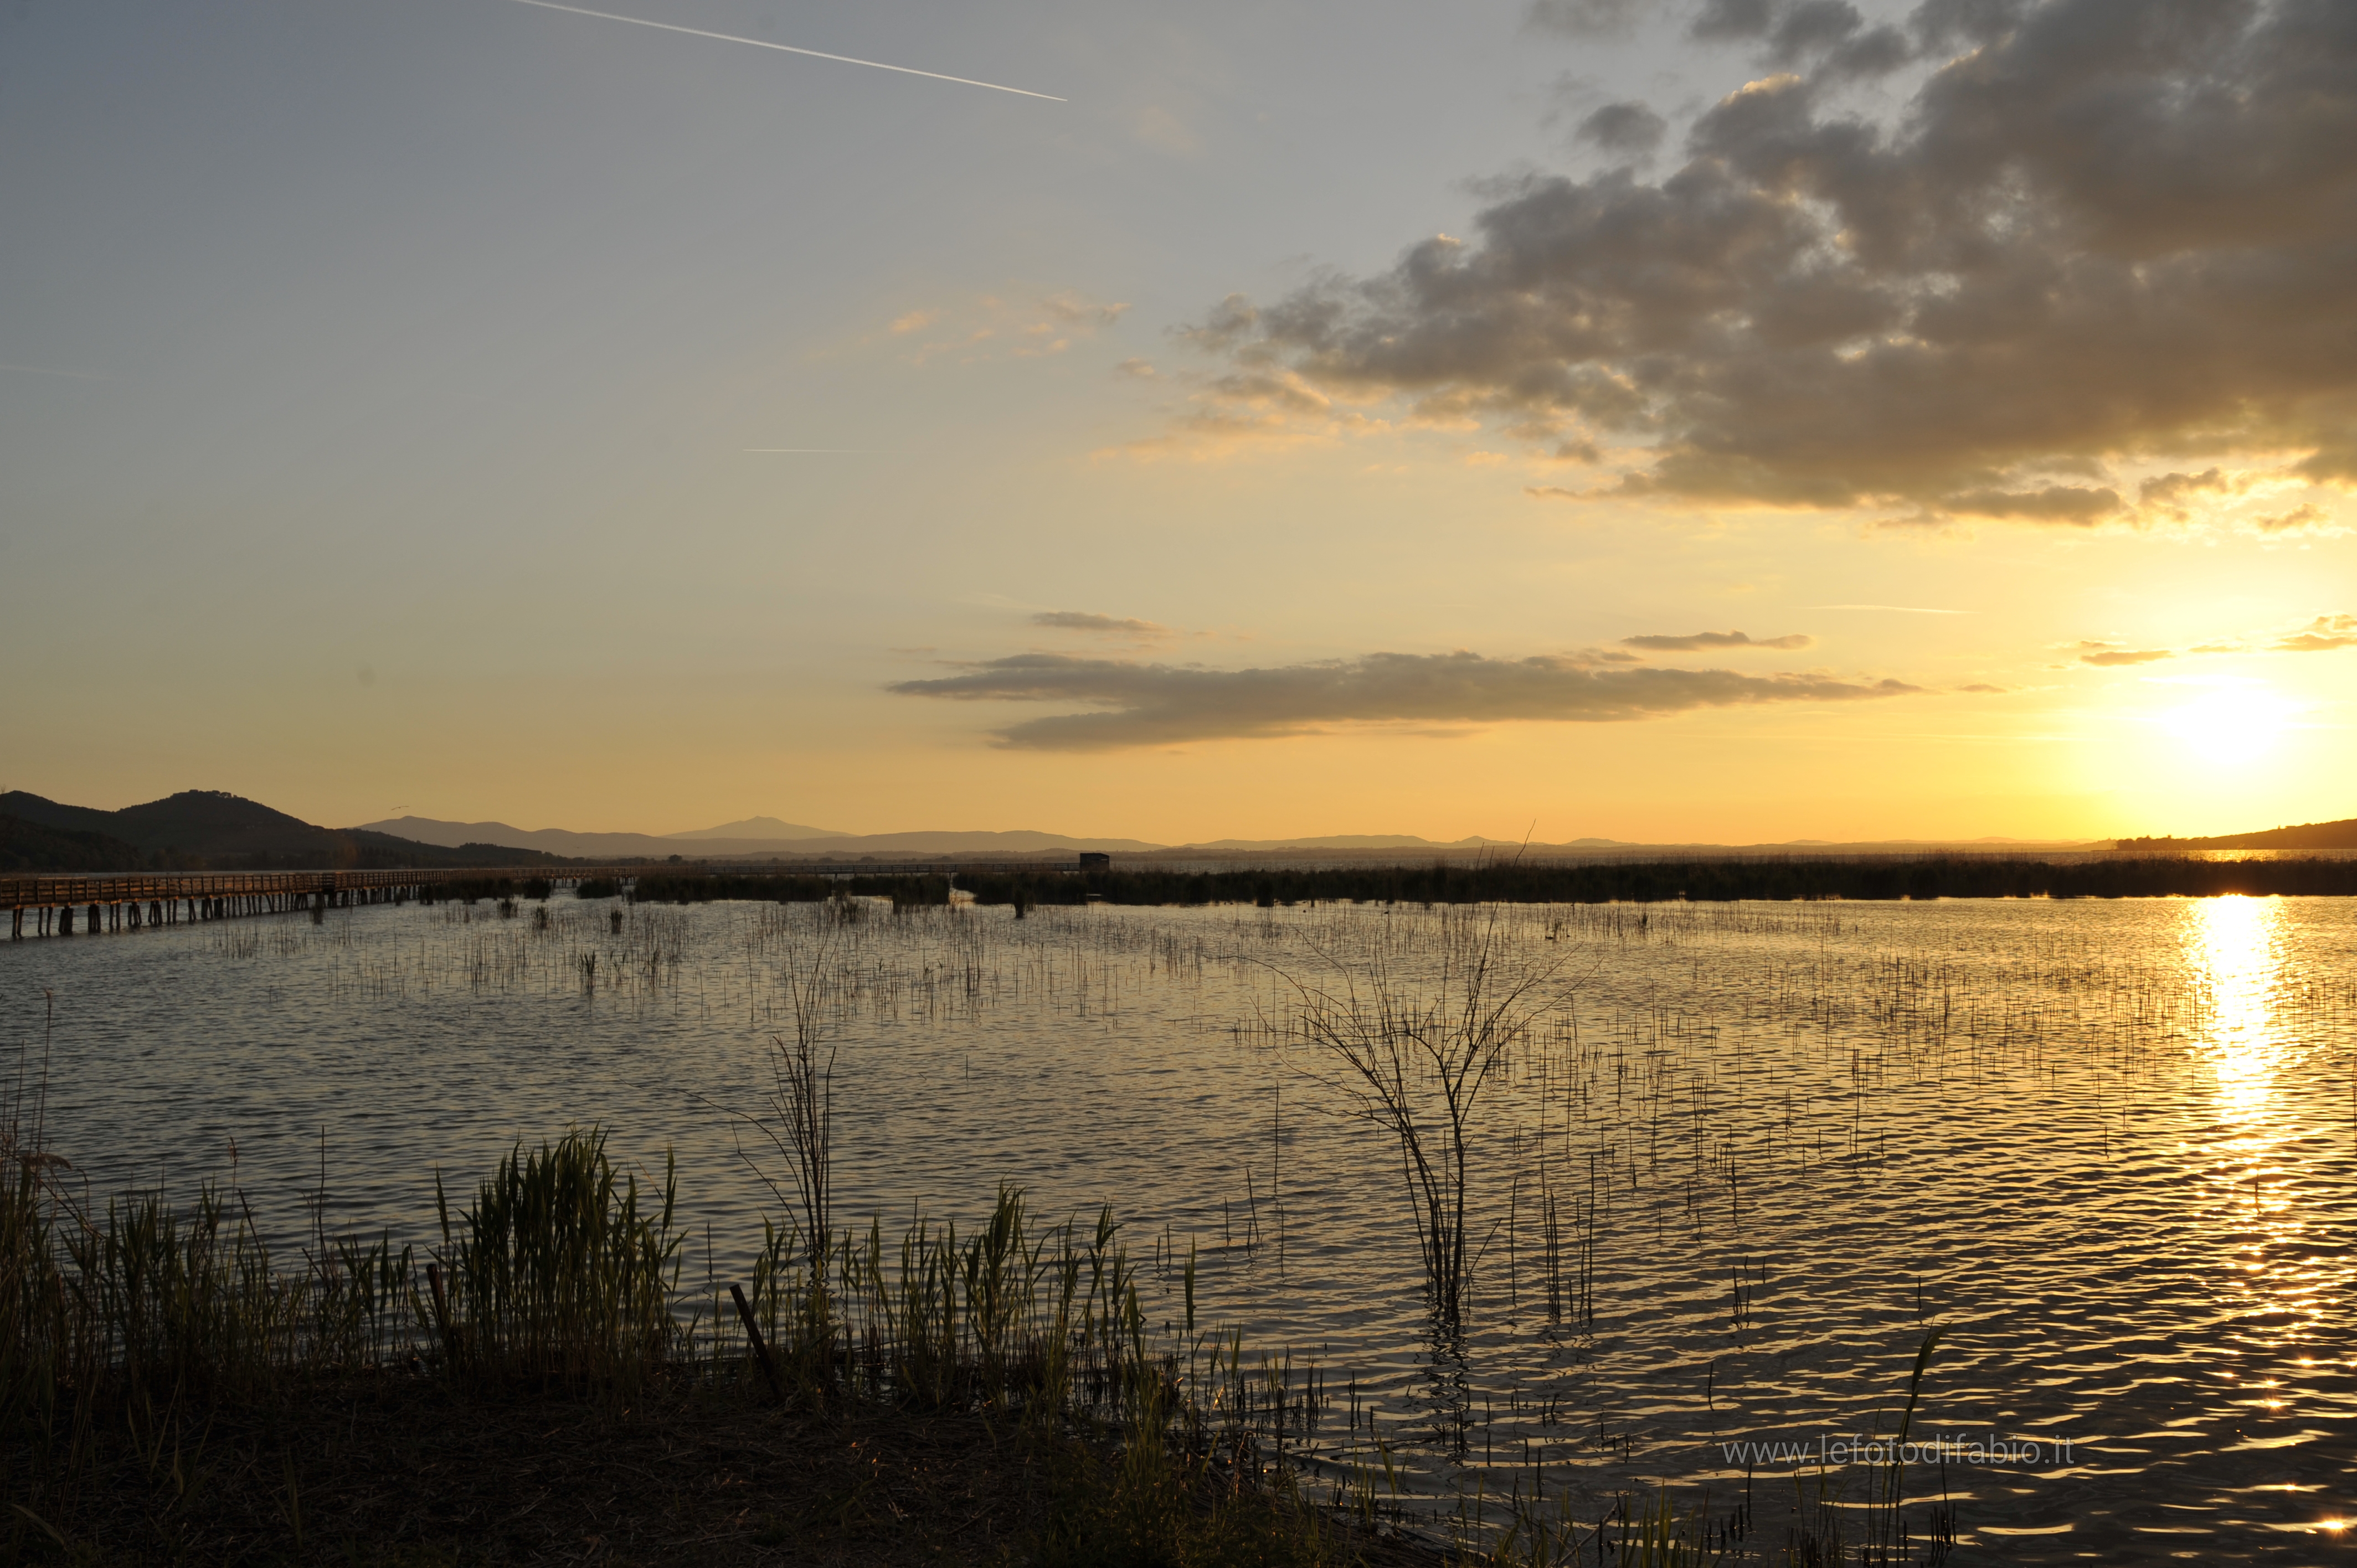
[[1691, 0, 1776, 40], [889, 649, 1919, 750], [1031, 611, 1174, 637], [1938, 486, 2123, 524], [1959, 683, 2007, 692], [1166, 1, 2357, 515], [2253, 502, 2334, 534], [2133, 467, 2342, 530], [2137, 466, 2237, 520], [1620, 630, 1812, 651], [889, 292, 1129, 364], [1576, 101, 1670, 157], [1040, 292, 1130, 332], [1528, 0, 1657, 38], [2274, 613, 2357, 652], [2066, 612, 2357, 664], [2073, 643, 2174, 667]]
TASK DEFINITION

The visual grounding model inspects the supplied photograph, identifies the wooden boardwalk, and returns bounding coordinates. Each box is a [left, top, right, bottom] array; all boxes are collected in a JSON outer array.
[[4, 860, 1084, 939]]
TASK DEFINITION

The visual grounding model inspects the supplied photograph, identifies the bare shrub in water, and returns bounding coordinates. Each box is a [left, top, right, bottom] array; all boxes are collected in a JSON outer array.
[[1278, 907, 1571, 1330]]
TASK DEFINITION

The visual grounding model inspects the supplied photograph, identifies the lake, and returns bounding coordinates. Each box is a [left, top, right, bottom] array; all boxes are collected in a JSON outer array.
[[7, 891, 2352, 1562]]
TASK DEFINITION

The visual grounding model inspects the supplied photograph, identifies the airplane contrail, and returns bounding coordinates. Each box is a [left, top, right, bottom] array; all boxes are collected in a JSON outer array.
[[502, 0, 1065, 101], [744, 447, 893, 453]]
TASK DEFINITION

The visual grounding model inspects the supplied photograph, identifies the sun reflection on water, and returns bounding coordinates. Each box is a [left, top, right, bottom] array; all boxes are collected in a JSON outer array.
[[2180, 896, 2334, 1352], [2189, 895, 2287, 1121]]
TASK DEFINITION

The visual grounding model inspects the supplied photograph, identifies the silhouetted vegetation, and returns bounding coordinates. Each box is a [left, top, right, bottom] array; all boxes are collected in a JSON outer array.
[[630, 871, 954, 906], [958, 855, 2357, 906], [536, 857, 2357, 912], [0, 1121, 1406, 1566]]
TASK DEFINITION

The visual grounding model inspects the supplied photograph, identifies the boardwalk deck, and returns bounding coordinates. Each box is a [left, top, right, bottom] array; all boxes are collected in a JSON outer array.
[[3, 861, 1082, 938]]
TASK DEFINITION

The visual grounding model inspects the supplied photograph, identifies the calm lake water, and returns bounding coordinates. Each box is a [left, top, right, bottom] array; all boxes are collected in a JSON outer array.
[[7, 894, 2353, 1562]]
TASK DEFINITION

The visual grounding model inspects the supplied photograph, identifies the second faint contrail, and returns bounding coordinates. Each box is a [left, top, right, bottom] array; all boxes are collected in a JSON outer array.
[[502, 0, 1065, 101]]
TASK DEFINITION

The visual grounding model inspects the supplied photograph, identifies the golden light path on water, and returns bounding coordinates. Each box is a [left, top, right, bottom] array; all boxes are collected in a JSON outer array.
[[2191, 895, 2286, 1123], [2181, 895, 2342, 1485]]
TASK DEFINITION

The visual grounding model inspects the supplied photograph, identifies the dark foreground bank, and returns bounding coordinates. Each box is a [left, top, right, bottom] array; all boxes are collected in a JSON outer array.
[[2, 1127, 1435, 1567], [12, 1383, 1429, 1567], [622, 854, 2357, 910]]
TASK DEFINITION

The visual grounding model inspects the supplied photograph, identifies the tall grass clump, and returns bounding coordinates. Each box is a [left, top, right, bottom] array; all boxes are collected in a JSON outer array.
[[430, 1128, 685, 1391], [61, 1188, 410, 1403], [722, 923, 841, 1268]]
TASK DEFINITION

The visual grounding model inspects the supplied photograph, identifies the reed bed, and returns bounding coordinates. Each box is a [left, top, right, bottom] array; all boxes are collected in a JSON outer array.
[[0, 1092, 1414, 1563]]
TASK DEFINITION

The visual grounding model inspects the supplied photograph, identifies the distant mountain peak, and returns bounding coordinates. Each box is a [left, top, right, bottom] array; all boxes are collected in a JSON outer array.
[[666, 816, 849, 840]]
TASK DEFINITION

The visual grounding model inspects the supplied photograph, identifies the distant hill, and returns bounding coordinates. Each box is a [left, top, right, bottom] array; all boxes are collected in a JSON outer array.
[[2, 791, 568, 871], [667, 816, 848, 841], [356, 817, 1167, 858], [1176, 834, 1522, 850], [4, 789, 2144, 873], [357, 816, 727, 859], [0, 813, 174, 873], [777, 829, 1167, 855], [2118, 817, 2357, 851]]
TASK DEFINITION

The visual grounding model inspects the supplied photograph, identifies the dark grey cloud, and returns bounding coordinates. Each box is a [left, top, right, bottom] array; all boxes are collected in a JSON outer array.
[[1031, 610, 1172, 636], [1577, 101, 1671, 157], [1180, 0, 2357, 519], [1529, 0, 1658, 38], [889, 650, 1918, 750], [1769, 0, 1865, 57], [1706, 0, 1916, 78], [1909, 0, 2030, 51], [1621, 629, 1813, 650], [1692, 0, 1777, 40], [1940, 486, 2124, 524]]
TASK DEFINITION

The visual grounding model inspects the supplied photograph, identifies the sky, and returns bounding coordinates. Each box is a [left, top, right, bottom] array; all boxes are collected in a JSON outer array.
[[2, 0, 2351, 844]]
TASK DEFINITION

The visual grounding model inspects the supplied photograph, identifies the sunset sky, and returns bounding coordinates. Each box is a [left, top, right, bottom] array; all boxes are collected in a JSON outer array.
[[3, 0, 2350, 844]]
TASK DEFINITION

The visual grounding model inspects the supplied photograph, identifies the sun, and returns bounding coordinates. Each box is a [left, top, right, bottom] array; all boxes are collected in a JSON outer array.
[[2155, 682, 2299, 766]]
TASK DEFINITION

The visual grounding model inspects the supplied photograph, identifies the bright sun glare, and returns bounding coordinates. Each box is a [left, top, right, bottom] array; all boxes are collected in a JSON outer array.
[[2190, 895, 2285, 1122], [2157, 684, 2299, 765]]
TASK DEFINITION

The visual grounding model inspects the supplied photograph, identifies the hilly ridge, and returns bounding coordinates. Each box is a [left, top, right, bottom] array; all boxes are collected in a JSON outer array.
[[2117, 818, 2357, 851], [13, 786, 2329, 874], [355, 816, 1165, 858], [1, 791, 565, 873]]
